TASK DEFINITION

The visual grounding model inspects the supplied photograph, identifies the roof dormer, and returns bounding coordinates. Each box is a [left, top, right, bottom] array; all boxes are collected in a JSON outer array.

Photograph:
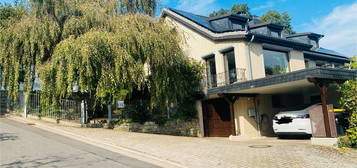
[[249, 23, 284, 38], [286, 32, 324, 48], [207, 14, 249, 32]]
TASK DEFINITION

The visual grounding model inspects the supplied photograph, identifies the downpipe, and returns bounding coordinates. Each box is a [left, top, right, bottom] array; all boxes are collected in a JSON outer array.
[[247, 35, 255, 80]]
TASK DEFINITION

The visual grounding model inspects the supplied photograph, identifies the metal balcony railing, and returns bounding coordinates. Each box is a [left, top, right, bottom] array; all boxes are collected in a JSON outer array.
[[204, 68, 247, 89]]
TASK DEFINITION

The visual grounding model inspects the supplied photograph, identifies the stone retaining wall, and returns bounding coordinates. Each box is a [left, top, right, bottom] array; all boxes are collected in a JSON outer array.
[[114, 119, 200, 137]]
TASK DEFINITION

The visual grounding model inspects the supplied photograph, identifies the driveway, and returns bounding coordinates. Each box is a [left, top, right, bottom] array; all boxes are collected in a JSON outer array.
[[4, 116, 357, 168]]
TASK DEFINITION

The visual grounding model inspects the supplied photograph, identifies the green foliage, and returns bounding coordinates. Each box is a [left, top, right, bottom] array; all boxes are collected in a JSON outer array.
[[260, 10, 295, 34], [338, 79, 357, 147], [338, 135, 353, 148], [347, 113, 357, 146], [0, 0, 203, 120], [122, 100, 150, 123], [209, 3, 250, 17], [346, 56, 357, 69], [0, 1, 26, 28]]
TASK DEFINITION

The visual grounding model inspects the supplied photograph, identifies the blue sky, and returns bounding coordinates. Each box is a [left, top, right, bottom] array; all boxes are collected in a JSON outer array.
[[1, 0, 356, 56]]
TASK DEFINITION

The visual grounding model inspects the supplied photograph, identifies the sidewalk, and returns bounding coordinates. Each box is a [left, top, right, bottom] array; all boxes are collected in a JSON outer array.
[[8, 116, 357, 168]]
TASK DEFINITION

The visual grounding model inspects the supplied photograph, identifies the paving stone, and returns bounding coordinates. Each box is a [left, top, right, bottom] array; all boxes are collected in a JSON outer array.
[[14, 118, 357, 168]]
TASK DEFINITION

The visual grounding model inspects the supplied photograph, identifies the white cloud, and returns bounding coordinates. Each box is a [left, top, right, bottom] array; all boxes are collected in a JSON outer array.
[[306, 2, 357, 57], [176, 0, 217, 16]]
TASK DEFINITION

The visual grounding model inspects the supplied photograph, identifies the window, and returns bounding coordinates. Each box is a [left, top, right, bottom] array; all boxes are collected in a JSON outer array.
[[223, 50, 237, 84], [310, 40, 317, 48], [270, 29, 280, 38], [206, 56, 217, 88], [305, 60, 309, 68], [232, 23, 242, 30], [263, 49, 289, 76]]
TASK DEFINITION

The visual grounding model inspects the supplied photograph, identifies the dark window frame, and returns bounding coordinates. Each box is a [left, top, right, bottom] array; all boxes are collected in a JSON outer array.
[[262, 48, 290, 76]]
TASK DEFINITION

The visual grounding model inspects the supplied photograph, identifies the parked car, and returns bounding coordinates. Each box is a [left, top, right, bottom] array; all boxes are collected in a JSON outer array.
[[273, 104, 321, 137]]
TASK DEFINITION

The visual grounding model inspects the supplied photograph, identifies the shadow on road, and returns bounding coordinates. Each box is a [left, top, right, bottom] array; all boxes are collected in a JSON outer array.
[[0, 133, 18, 141]]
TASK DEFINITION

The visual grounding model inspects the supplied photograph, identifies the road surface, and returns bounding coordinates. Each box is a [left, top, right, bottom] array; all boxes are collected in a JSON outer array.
[[0, 118, 160, 168]]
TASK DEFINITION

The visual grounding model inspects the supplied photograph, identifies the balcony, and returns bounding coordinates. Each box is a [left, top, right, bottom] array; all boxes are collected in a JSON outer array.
[[205, 68, 247, 89]]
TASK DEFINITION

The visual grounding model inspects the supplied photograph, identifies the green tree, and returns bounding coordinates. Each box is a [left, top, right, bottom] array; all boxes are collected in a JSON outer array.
[[346, 55, 357, 69], [0, 0, 203, 119], [209, 3, 250, 17], [0, 1, 26, 28], [260, 10, 295, 34]]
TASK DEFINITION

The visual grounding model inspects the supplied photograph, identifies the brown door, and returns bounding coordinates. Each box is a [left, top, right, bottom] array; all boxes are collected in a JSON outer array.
[[203, 98, 233, 137]]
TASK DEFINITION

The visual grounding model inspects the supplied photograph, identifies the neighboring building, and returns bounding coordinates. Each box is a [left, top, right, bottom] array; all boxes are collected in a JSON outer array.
[[161, 8, 357, 137]]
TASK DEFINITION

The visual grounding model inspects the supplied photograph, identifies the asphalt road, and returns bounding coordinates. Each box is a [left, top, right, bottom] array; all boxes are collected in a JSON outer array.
[[0, 118, 160, 168]]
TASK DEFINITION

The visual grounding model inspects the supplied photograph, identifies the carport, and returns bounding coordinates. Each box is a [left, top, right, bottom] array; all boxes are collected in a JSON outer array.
[[202, 67, 357, 138]]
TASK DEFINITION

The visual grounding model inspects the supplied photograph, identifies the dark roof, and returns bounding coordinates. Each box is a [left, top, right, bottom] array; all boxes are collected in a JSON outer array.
[[167, 8, 215, 32], [207, 13, 249, 22], [249, 22, 284, 30], [304, 48, 350, 63], [314, 48, 346, 57], [286, 32, 324, 39]]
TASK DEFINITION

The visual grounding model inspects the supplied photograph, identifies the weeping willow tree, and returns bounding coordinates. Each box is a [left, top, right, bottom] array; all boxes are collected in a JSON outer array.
[[0, 0, 203, 118]]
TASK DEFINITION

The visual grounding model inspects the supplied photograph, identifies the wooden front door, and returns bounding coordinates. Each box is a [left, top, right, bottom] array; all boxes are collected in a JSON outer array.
[[203, 98, 233, 137]]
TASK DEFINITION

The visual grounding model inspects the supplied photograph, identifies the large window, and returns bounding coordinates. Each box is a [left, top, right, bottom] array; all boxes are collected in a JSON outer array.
[[206, 56, 217, 88], [224, 50, 237, 84], [263, 49, 289, 76]]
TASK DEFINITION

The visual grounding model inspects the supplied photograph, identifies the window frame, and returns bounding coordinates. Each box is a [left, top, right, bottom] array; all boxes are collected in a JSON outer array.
[[262, 48, 291, 76]]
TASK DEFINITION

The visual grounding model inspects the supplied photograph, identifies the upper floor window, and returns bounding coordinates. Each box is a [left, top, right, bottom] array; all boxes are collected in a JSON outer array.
[[232, 23, 243, 30], [310, 39, 317, 48], [205, 56, 217, 88], [223, 50, 237, 84], [270, 29, 281, 38], [263, 49, 289, 76]]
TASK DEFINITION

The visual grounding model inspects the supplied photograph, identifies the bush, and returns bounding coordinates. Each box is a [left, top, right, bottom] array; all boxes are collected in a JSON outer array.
[[346, 113, 357, 146], [338, 136, 353, 148], [122, 100, 150, 124], [338, 79, 357, 148]]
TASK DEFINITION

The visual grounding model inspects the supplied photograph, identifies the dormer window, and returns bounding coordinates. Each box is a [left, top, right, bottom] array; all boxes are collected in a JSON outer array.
[[232, 22, 243, 30], [310, 39, 318, 48], [270, 29, 281, 38]]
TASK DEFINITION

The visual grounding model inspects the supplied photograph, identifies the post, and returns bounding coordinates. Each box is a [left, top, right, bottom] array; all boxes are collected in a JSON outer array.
[[81, 100, 86, 125], [23, 93, 28, 118], [107, 104, 112, 121], [319, 83, 332, 137]]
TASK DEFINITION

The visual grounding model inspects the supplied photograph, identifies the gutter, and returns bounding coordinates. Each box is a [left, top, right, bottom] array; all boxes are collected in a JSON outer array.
[[247, 35, 255, 80]]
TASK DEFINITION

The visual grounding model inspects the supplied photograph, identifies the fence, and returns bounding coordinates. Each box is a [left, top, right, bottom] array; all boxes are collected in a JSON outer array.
[[26, 93, 83, 122]]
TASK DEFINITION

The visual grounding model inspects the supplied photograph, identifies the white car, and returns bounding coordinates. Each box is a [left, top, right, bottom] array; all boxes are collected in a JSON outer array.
[[273, 104, 321, 137]]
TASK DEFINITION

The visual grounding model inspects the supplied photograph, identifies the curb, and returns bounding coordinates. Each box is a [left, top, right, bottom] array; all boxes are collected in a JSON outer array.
[[8, 116, 186, 168]]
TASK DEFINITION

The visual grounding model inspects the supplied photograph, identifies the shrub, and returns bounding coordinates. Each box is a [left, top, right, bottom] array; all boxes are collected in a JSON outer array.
[[122, 100, 150, 124], [338, 79, 357, 148], [346, 113, 357, 146], [338, 136, 353, 148]]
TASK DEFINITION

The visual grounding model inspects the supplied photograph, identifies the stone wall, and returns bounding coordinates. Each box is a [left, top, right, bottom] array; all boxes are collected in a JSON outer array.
[[114, 119, 200, 137]]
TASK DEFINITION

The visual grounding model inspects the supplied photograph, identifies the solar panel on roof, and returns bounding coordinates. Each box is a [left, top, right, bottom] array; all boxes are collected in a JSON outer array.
[[314, 48, 346, 57], [169, 8, 216, 32]]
